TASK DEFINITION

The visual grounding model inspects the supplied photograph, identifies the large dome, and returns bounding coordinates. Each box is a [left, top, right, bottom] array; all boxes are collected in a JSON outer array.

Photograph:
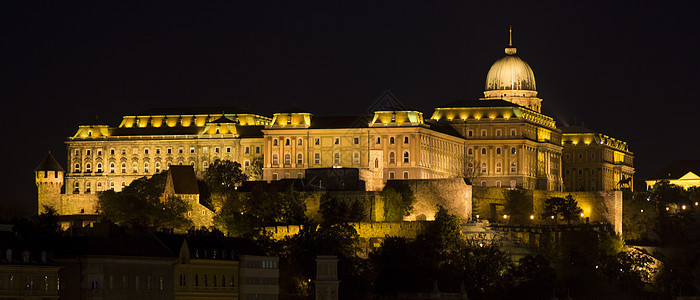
[[484, 47, 536, 92]]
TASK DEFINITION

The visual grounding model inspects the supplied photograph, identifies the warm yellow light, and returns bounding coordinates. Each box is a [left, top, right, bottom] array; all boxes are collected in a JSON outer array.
[[640, 209, 644, 213], [682, 205, 687, 210], [666, 207, 670, 211], [503, 215, 508, 219], [580, 213, 584, 217], [695, 202, 698, 206], [476, 214, 479, 219], [550, 215, 554, 219], [529, 215, 534, 220]]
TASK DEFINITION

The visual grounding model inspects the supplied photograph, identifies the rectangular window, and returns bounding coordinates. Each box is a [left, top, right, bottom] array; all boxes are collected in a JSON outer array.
[[155, 148, 161, 154], [121, 148, 127, 155], [314, 138, 320, 145], [75, 149, 80, 156], [245, 146, 250, 154], [132, 148, 137, 155], [510, 129, 516, 136], [481, 130, 487, 137], [144, 148, 149, 155], [468, 130, 473, 137], [86, 149, 92, 156], [353, 137, 359, 145], [202, 147, 208, 154], [226, 147, 231, 153], [255, 146, 261, 154], [334, 137, 340, 145], [167, 148, 172, 154], [353, 152, 360, 164], [314, 153, 321, 165], [97, 149, 102, 156], [244, 160, 250, 171], [190, 147, 195, 154], [179, 147, 184, 154], [214, 147, 220, 153]]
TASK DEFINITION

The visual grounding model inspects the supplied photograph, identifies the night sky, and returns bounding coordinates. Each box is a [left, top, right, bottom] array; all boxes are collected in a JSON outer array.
[[2, 1, 698, 215]]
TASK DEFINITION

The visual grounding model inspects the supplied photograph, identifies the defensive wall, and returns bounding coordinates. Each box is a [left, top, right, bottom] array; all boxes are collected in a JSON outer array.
[[263, 221, 428, 242], [472, 187, 622, 233], [390, 178, 472, 221]]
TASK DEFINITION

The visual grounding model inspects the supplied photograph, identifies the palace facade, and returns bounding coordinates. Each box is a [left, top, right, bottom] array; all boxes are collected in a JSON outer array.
[[35, 38, 634, 217]]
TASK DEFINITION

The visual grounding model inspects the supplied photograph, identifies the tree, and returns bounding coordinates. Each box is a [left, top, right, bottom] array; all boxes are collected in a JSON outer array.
[[202, 159, 247, 194], [542, 194, 583, 224], [98, 173, 192, 230], [248, 157, 264, 181], [504, 189, 532, 223], [418, 206, 465, 250], [509, 254, 556, 298], [319, 193, 365, 224], [381, 183, 415, 221]]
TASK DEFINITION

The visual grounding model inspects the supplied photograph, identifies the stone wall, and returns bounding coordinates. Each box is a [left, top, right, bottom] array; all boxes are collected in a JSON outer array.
[[60, 194, 99, 215], [472, 187, 622, 233], [263, 221, 428, 241], [391, 179, 472, 221]]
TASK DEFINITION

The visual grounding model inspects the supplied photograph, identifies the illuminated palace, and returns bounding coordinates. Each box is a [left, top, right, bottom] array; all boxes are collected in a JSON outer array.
[[35, 38, 634, 216]]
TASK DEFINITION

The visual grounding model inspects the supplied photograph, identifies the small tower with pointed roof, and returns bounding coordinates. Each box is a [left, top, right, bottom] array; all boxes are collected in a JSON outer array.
[[35, 152, 65, 214]]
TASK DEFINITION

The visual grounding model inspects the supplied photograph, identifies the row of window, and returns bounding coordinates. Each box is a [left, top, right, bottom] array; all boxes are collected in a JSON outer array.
[[179, 273, 234, 288], [467, 161, 518, 174], [0, 274, 56, 291], [272, 136, 411, 147], [74, 145, 261, 157], [90, 275, 164, 291], [467, 128, 518, 137], [271, 151, 409, 166], [467, 146, 517, 156], [72, 180, 126, 194]]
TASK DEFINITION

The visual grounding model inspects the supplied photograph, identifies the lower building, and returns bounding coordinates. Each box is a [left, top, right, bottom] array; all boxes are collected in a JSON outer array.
[[0, 231, 61, 300], [561, 126, 634, 191], [645, 160, 700, 190]]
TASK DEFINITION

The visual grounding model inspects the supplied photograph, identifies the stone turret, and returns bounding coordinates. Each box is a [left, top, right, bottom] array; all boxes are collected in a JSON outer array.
[[35, 152, 64, 214]]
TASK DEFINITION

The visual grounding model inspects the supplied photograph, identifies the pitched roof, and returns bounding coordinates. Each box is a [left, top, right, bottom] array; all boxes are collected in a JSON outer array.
[[427, 122, 466, 139], [210, 115, 238, 124], [167, 166, 199, 194], [561, 125, 598, 134], [35, 152, 64, 172], [307, 115, 372, 129], [651, 160, 700, 180], [436, 99, 523, 109], [135, 106, 253, 116]]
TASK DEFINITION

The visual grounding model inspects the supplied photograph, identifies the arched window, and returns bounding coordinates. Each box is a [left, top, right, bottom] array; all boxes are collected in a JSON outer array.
[[74, 163, 81, 173], [85, 181, 91, 193], [273, 138, 278, 146], [389, 152, 395, 164], [203, 161, 209, 170], [110, 181, 115, 190], [144, 162, 149, 173], [121, 163, 126, 173], [121, 181, 126, 188], [222, 275, 226, 287], [204, 274, 208, 287], [213, 275, 217, 287], [108, 162, 115, 173], [297, 138, 303, 145], [194, 275, 198, 286], [85, 163, 92, 173], [481, 148, 486, 155], [272, 153, 279, 165], [403, 171, 409, 179], [297, 153, 303, 164], [132, 162, 138, 173], [496, 180, 502, 188], [511, 147, 517, 155], [155, 162, 161, 173], [404, 136, 409, 144], [96, 182, 103, 192], [374, 158, 379, 168], [375, 137, 381, 144], [272, 173, 278, 180], [496, 147, 501, 155], [96, 162, 102, 173], [481, 181, 486, 187], [390, 137, 395, 144], [403, 151, 409, 163], [73, 181, 80, 194], [284, 153, 291, 165], [285, 138, 290, 146], [468, 148, 473, 156], [389, 171, 395, 179]]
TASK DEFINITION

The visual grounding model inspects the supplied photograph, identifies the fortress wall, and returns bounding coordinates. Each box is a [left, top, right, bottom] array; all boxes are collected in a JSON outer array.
[[472, 187, 622, 234], [395, 179, 472, 221], [60, 194, 100, 215], [263, 221, 428, 241]]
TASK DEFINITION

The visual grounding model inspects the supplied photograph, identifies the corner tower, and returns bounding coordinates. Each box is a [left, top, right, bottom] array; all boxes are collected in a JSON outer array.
[[35, 152, 64, 214], [482, 28, 543, 113]]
